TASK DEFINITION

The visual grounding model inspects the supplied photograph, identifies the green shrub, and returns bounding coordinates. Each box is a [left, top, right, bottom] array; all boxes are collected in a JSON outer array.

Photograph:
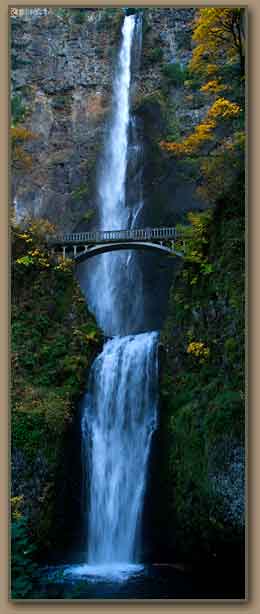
[[11, 95, 26, 125], [72, 9, 86, 24], [12, 412, 45, 463], [11, 517, 39, 599], [83, 208, 95, 224], [164, 104, 181, 141], [11, 219, 103, 555], [162, 62, 188, 86], [148, 47, 164, 64], [159, 177, 245, 559], [71, 183, 89, 202], [52, 8, 70, 19]]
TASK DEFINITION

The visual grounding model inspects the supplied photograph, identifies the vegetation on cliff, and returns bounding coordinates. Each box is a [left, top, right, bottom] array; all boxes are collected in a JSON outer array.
[[133, 7, 245, 230], [11, 218, 102, 597], [157, 8, 245, 571]]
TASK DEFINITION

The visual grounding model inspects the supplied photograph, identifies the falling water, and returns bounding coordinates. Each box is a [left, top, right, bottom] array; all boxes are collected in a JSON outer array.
[[82, 333, 158, 566], [75, 14, 159, 578], [78, 14, 144, 336]]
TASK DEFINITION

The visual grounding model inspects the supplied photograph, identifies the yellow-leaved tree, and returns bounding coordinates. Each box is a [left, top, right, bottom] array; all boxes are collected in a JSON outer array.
[[190, 8, 245, 78], [159, 7, 245, 207], [160, 98, 241, 156]]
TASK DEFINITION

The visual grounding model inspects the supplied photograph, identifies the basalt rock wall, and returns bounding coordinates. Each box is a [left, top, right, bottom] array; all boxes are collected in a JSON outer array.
[[11, 7, 207, 232]]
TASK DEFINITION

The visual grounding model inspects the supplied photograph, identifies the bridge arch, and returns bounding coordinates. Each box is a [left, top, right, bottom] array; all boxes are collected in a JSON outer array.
[[72, 241, 184, 263]]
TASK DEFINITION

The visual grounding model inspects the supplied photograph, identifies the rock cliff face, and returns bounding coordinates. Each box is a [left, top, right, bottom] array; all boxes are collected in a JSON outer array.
[[11, 9, 120, 229], [11, 7, 207, 232]]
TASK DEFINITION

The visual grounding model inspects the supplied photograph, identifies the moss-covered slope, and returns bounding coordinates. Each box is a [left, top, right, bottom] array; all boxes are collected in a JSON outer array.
[[156, 180, 245, 569], [11, 220, 102, 554]]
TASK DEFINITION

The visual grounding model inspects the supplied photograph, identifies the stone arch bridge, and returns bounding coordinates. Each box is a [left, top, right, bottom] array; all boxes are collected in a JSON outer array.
[[46, 227, 186, 262]]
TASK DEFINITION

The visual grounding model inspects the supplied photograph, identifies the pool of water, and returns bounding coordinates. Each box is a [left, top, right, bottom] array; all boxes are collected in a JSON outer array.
[[35, 562, 245, 600]]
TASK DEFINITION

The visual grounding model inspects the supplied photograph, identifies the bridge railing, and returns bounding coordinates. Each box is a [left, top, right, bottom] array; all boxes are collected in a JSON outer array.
[[47, 227, 179, 245]]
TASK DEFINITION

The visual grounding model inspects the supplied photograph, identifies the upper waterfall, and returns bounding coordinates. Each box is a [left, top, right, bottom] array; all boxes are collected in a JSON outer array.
[[99, 15, 135, 230], [77, 14, 145, 337]]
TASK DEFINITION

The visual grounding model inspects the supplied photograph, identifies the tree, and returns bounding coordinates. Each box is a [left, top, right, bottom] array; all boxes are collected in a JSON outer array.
[[159, 7, 245, 209], [160, 98, 241, 156], [190, 8, 245, 78]]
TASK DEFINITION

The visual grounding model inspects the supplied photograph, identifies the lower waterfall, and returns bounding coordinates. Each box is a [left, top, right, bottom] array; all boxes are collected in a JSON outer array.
[[82, 332, 158, 570]]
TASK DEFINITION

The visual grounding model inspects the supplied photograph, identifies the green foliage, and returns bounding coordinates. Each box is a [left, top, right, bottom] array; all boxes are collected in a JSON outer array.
[[11, 94, 26, 125], [71, 183, 89, 202], [72, 9, 87, 24], [82, 208, 95, 225], [53, 8, 88, 24], [160, 177, 245, 560], [52, 7, 69, 19], [158, 7, 245, 211], [12, 412, 46, 463], [52, 94, 71, 110], [11, 517, 39, 599], [163, 103, 181, 141], [15, 255, 34, 267], [146, 46, 163, 65], [142, 13, 152, 36], [11, 50, 32, 70], [11, 219, 103, 560], [197, 131, 245, 203], [204, 389, 243, 439], [184, 75, 203, 91], [162, 62, 188, 87], [176, 209, 213, 278], [134, 90, 166, 139]]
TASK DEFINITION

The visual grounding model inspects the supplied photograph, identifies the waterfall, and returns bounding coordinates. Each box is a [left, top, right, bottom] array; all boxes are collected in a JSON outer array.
[[75, 14, 159, 579], [78, 14, 144, 336], [82, 333, 158, 566]]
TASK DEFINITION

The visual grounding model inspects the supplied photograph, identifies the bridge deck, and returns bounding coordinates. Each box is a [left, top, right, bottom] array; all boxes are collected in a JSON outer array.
[[48, 226, 179, 245]]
